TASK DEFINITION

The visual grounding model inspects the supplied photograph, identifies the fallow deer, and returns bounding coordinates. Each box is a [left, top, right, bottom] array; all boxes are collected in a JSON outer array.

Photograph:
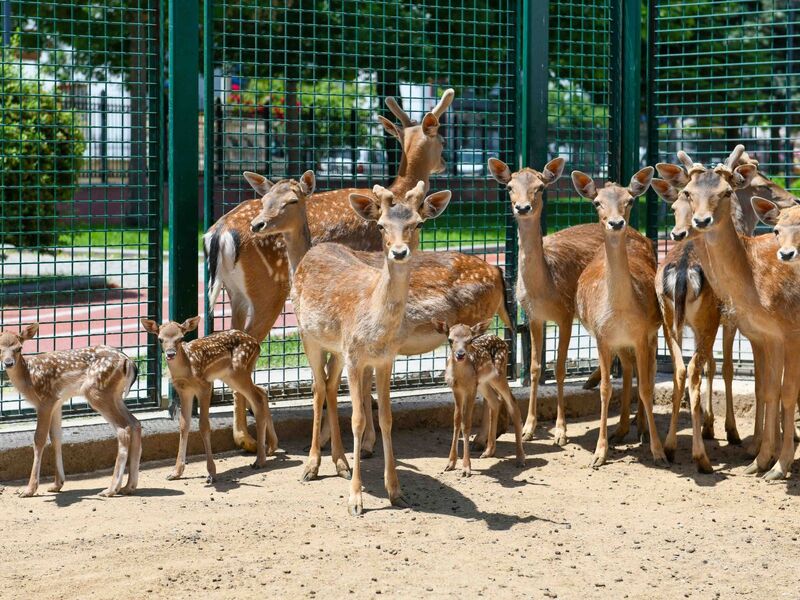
[[203, 89, 455, 454], [488, 157, 651, 446], [141, 317, 278, 483], [245, 170, 511, 473], [571, 167, 669, 468], [433, 320, 525, 476], [292, 181, 450, 515], [656, 145, 799, 479], [0, 324, 142, 497]]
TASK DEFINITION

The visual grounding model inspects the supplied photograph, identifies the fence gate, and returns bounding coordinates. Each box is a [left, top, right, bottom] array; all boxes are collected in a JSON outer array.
[[0, 1, 164, 420], [203, 1, 520, 400], [648, 0, 800, 374]]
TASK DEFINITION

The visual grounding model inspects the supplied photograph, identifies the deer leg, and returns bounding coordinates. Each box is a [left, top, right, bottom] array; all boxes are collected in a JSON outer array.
[[375, 364, 405, 508], [662, 322, 685, 462], [302, 343, 328, 482], [473, 396, 492, 451], [479, 384, 501, 459], [316, 353, 339, 451], [232, 391, 257, 453], [347, 360, 367, 516], [194, 385, 216, 482], [702, 353, 717, 440], [242, 381, 269, 471], [119, 404, 143, 495], [20, 404, 55, 497], [764, 352, 800, 480], [522, 319, 544, 441], [591, 343, 613, 469], [748, 344, 767, 458], [687, 350, 713, 473], [91, 396, 132, 497], [494, 377, 526, 467], [445, 388, 463, 473], [461, 389, 476, 477], [637, 338, 668, 467], [47, 405, 65, 493], [721, 321, 741, 445], [553, 320, 572, 446], [324, 353, 350, 479], [167, 391, 192, 481], [611, 349, 634, 443], [360, 367, 377, 458]]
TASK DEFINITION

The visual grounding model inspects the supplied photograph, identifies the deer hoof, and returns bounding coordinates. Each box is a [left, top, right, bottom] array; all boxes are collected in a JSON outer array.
[[97, 488, 116, 498], [694, 456, 713, 474], [348, 495, 363, 517], [763, 466, 787, 481], [250, 459, 266, 470], [726, 430, 742, 445], [701, 423, 715, 440], [443, 461, 456, 472], [360, 448, 374, 459], [663, 446, 676, 463], [553, 432, 568, 447], [18, 487, 36, 498], [301, 464, 319, 482], [460, 468, 471, 478], [521, 430, 535, 443], [653, 456, 670, 469], [590, 454, 606, 469], [390, 495, 410, 509], [47, 483, 64, 493]]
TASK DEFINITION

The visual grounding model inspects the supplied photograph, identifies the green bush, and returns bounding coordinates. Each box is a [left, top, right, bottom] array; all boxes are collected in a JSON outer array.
[[0, 58, 85, 248]]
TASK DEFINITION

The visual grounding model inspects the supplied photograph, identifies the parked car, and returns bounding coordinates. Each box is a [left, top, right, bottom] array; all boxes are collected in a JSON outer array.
[[317, 147, 388, 179], [455, 148, 499, 177]]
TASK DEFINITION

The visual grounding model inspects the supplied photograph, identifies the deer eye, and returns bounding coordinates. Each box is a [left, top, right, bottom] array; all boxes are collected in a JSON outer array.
[[774, 229, 780, 236], [415, 222, 424, 229], [592, 201, 600, 208], [377, 223, 385, 231]]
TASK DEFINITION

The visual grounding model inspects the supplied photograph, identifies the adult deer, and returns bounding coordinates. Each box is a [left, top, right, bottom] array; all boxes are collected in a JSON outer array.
[[0, 325, 142, 497], [141, 318, 278, 483], [488, 157, 650, 445], [571, 167, 668, 468], [656, 145, 799, 479], [246, 170, 511, 478], [203, 89, 454, 453]]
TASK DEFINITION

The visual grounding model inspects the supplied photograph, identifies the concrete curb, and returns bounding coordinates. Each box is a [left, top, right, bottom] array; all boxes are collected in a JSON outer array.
[[0, 376, 759, 483]]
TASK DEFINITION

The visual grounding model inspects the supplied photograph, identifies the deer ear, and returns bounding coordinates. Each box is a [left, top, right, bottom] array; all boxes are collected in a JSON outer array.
[[470, 320, 492, 338], [140, 318, 160, 335], [299, 170, 316, 196], [651, 178, 678, 204], [731, 164, 757, 190], [541, 157, 566, 186], [431, 319, 449, 335], [655, 163, 689, 188], [243, 171, 274, 196], [628, 166, 654, 197], [378, 116, 403, 141], [419, 190, 451, 220], [18, 323, 39, 341], [421, 112, 440, 137], [349, 193, 382, 221], [180, 316, 201, 333], [571, 170, 597, 200], [488, 158, 512, 185], [752, 197, 781, 226]]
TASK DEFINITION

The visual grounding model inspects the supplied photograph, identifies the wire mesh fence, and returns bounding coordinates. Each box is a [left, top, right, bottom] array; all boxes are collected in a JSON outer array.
[[0, 0, 163, 420], [649, 0, 800, 374]]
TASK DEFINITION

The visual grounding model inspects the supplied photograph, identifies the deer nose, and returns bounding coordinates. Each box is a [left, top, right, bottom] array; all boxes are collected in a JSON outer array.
[[250, 220, 265, 233], [391, 248, 409, 261], [515, 204, 532, 215], [693, 216, 713, 229], [454, 350, 466, 361], [165, 349, 177, 361], [671, 230, 688, 242], [608, 219, 625, 231], [779, 249, 797, 262], [2, 358, 15, 368]]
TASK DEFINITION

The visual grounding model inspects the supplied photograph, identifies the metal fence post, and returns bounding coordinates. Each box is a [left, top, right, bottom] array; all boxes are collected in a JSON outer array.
[[645, 0, 660, 242], [621, 0, 642, 228], [203, 0, 215, 335], [168, 0, 200, 338]]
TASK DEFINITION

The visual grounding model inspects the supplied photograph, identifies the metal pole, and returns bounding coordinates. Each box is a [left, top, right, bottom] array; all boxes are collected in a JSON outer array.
[[203, 0, 215, 335], [100, 90, 108, 184], [621, 0, 642, 227], [168, 0, 200, 328], [645, 0, 660, 243], [2, 0, 10, 47]]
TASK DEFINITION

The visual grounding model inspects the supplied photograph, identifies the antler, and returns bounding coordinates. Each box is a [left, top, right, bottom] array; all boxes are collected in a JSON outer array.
[[385, 97, 414, 128], [738, 149, 759, 168], [677, 150, 696, 171], [724, 144, 746, 170], [431, 88, 455, 118], [372, 184, 396, 210]]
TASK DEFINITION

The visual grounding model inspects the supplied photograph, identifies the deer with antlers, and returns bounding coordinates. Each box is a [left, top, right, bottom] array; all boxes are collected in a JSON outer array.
[[487, 157, 653, 446], [141, 317, 278, 483], [245, 170, 511, 482], [203, 89, 455, 454], [570, 167, 668, 468], [656, 145, 800, 479], [433, 320, 524, 476], [0, 325, 142, 497]]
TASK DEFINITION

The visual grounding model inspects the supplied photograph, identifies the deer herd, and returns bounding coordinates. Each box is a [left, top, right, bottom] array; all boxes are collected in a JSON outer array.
[[3, 89, 800, 515]]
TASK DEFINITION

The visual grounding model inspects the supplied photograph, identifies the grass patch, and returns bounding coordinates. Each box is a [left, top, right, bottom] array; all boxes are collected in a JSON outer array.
[[257, 332, 309, 369]]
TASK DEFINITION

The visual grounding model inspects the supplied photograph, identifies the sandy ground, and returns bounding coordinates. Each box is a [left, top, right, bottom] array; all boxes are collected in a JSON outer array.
[[1, 406, 799, 600]]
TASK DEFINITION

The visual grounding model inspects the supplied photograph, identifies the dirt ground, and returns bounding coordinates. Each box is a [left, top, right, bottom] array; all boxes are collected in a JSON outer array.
[[1, 406, 799, 600]]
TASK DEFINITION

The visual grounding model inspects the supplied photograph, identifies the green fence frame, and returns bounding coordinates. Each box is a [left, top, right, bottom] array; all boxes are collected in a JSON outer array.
[[0, 0, 164, 421]]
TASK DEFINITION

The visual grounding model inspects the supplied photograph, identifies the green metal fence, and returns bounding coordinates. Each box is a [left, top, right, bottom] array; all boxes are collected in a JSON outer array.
[[649, 0, 800, 372], [0, 0, 163, 420]]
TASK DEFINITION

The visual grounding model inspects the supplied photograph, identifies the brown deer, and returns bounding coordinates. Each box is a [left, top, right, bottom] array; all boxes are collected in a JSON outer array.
[[141, 317, 278, 483], [656, 145, 799, 479], [203, 89, 455, 454], [291, 181, 450, 515], [433, 320, 525, 476], [571, 167, 669, 468], [0, 324, 142, 497], [245, 170, 511, 473], [487, 157, 651, 446], [732, 150, 800, 234]]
